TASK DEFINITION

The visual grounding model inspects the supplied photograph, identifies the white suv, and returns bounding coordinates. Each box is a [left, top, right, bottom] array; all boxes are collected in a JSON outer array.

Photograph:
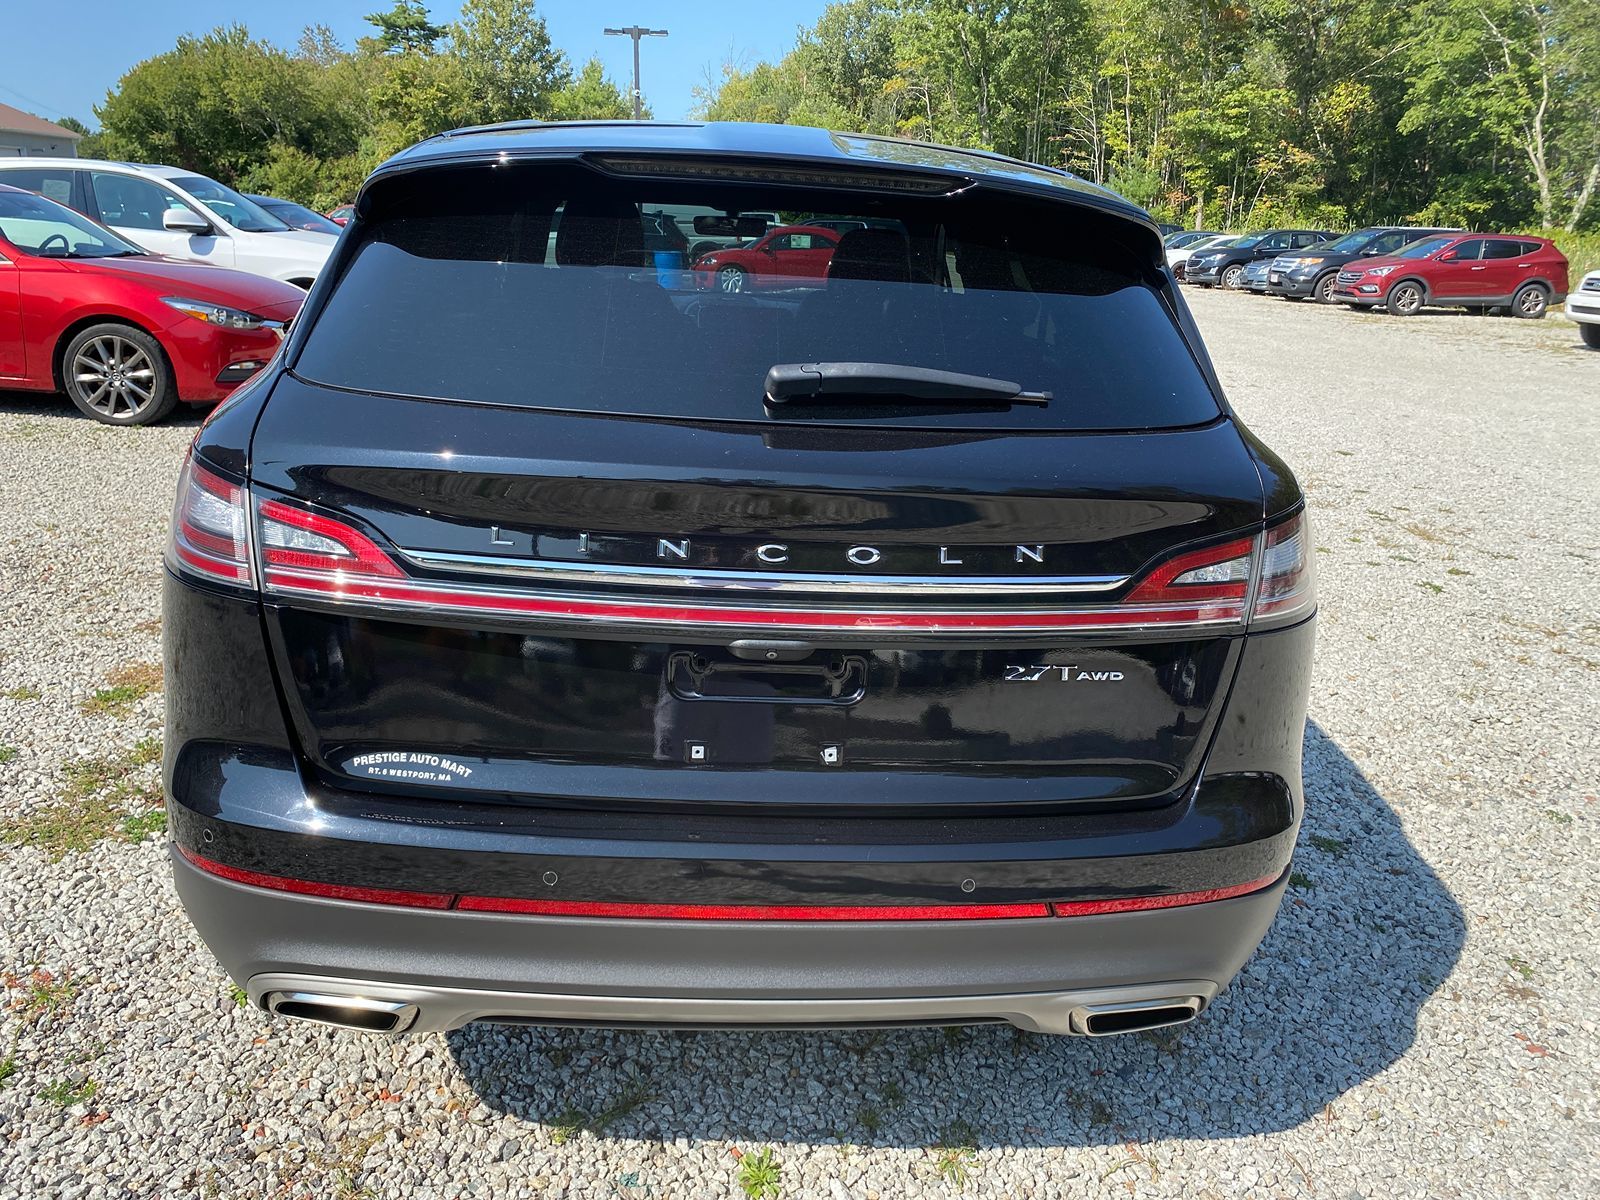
[[1565, 269, 1600, 349], [0, 159, 334, 288]]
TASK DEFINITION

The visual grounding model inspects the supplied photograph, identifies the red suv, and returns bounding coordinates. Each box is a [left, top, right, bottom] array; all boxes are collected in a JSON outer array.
[[1332, 233, 1568, 318], [693, 224, 841, 293]]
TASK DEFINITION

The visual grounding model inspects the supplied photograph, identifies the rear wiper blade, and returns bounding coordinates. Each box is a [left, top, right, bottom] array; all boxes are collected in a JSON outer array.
[[764, 362, 1051, 408]]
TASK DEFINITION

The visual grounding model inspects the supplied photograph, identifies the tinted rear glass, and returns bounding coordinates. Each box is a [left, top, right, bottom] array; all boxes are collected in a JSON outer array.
[[294, 162, 1219, 431]]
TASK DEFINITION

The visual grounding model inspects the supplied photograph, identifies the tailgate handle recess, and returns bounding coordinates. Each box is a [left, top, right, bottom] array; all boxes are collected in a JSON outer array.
[[667, 651, 867, 706]]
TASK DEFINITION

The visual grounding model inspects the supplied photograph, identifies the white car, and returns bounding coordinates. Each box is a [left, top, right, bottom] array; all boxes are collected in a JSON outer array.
[[1564, 269, 1600, 349], [0, 159, 334, 288], [1167, 234, 1235, 277]]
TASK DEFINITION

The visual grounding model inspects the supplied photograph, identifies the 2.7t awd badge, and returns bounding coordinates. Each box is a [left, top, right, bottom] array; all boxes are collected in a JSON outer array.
[[1003, 665, 1126, 682]]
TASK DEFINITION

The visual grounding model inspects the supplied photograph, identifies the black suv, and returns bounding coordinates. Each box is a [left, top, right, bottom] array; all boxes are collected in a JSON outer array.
[[164, 122, 1315, 1038], [1265, 226, 1457, 302], [1186, 228, 1338, 289]]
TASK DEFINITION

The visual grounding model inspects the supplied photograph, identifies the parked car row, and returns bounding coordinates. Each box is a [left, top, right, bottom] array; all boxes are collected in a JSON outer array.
[[1168, 224, 1579, 329]]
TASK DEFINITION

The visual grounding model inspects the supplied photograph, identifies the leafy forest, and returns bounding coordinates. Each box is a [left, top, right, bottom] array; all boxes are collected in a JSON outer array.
[[69, 0, 1600, 241], [701, 0, 1599, 236]]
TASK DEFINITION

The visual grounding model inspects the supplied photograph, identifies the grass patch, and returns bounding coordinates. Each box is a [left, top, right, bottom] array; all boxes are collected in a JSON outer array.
[[1506, 956, 1534, 981], [1289, 871, 1316, 891], [2, 686, 42, 701], [81, 662, 162, 717], [736, 1147, 782, 1199], [1544, 809, 1573, 825], [1446, 567, 1472, 576], [3, 739, 163, 860], [6, 969, 79, 1022], [547, 1081, 653, 1144], [1416, 580, 1444, 594], [931, 1120, 981, 1186], [0, 746, 15, 764], [1309, 834, 1348, 857], [230, 984, 249, 1008], [39, 1076, 97, 1107]]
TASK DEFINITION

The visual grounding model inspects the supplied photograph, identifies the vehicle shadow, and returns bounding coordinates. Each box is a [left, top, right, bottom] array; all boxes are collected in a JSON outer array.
[[446, 718, 1462, 1151]]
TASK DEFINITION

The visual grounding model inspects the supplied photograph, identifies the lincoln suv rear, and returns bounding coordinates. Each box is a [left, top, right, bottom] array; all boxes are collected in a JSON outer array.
[[163, 121, 1315, 1039]]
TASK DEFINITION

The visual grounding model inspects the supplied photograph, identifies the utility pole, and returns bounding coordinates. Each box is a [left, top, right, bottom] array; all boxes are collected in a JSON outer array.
[[603, 25, 668, 120]]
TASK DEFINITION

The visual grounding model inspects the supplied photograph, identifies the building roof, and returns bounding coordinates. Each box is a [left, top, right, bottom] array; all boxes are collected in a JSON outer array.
[[0, 103, 83, 141]]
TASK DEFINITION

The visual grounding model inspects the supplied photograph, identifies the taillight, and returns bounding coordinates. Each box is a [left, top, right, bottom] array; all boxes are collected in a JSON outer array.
[[1123, 510, 1314, 630], [168, 451, 252, 586], [1123, 535, 1254, 623], [258, 500, 404, 580], [248, 496, 1315, 634], [1250, 509, 1315, 626]]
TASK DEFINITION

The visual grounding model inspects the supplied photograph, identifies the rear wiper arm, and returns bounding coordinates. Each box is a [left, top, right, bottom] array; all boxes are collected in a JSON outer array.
[[764, 362, 1051, 408]]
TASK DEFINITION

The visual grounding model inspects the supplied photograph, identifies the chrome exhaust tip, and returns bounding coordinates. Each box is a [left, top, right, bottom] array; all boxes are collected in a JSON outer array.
[[263, 990, 419, 1034], [1068, 996, 1202, 1037]]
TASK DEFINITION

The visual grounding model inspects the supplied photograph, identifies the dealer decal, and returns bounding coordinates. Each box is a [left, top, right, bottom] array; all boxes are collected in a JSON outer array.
[[346, 750, 475, 783]]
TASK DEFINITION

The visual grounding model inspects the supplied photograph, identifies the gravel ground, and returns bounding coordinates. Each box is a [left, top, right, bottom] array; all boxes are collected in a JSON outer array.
[[1, 292, 1596, 1199]]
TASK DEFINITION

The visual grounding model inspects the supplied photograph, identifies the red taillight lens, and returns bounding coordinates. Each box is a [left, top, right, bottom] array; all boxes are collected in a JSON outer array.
[[257, 499, 404, 580], [1123, 535, 1254, 622], [168, 451, 252, 585], [1251, 510, 1315, 625]]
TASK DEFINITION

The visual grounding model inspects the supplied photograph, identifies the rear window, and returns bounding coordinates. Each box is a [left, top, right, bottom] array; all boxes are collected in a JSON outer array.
[[293, 162, 1220, 431]]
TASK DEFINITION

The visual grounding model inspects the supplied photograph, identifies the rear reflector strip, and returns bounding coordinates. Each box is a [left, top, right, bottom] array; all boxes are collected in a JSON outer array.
[[1049, 873, 1281, 916], [180, 848, 1279, 919], [455, 897, 1052, 921], [177, 848, 453, 909]]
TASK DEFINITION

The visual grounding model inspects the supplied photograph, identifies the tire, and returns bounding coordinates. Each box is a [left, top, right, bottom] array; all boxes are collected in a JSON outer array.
[[61, 324, 177, 426], [1511, 283, 1549, 319], [1386, 281, 1424, 317], [1312, 272, 1337, 303], [1580, 323, 1600, 349], [716, 265, 747, 294], [1220, 263, 1244, 289]]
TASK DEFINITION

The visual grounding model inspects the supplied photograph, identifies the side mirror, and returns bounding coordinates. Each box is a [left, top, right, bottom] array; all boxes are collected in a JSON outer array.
[[1360, 246, 1383, 256], [1437, 250, 1458, 263], [163, 208, 213, 235]]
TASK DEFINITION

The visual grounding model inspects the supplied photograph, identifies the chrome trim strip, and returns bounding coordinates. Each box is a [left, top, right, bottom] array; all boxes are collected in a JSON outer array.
[[261, 569, 1247, 635], [395, 548, 1131, 596]]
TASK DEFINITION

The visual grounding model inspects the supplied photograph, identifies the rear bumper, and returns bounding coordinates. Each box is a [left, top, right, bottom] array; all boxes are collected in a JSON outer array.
[[174, 848, 1286, 1034], [163, 576, 1312, 1033]]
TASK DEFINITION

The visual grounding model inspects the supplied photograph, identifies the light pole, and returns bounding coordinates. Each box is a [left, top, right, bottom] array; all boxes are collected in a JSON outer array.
[[603, 25, 668, 120]]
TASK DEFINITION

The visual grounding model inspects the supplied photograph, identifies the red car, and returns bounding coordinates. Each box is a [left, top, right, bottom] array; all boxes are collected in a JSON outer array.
[[326, 204, 355, 226], [0, 184, 302, 425], [693, 224, 841, 293], [1332, 232, 1568, 318]]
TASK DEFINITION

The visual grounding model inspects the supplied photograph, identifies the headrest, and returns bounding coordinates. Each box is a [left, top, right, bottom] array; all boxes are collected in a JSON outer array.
[[826, 228, 911, 283], [555, 197, 646, 268]]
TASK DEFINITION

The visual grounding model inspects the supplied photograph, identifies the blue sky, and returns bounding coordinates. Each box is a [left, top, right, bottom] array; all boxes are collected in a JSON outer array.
[[0, 1, 824, 129]]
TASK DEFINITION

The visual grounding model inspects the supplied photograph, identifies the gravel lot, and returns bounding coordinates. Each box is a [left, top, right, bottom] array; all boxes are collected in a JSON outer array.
[[1, 292, 1596, 1199]]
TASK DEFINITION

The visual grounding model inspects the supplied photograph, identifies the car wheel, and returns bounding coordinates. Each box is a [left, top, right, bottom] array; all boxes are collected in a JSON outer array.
[[1220, 263, 1244, 289], [62, 324, 177, 426], [1386, 282, 1424, 317], [1580, 323, 1600, 349], [716, 265, 748, 294], [1511, 283, 1549, 319], [1313, 273, 1337, 303]]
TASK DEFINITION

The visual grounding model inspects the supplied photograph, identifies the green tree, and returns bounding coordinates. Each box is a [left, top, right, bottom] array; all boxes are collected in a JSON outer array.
[[451, 0, 571, 124], [364, 1, 446, 55], [548, 57, 637, 121], [94, 26, 337, 183]]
